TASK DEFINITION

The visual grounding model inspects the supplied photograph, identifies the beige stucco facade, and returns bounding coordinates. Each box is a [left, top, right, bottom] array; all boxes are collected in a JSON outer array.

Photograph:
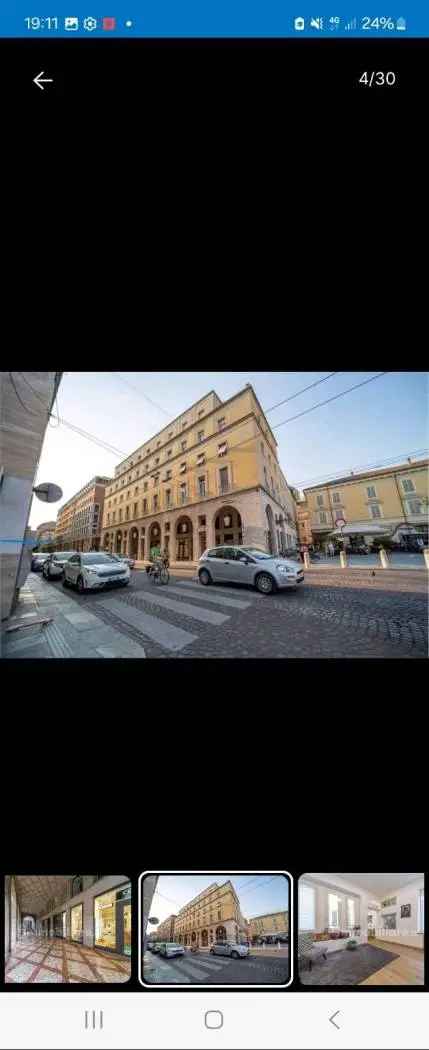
[[300, 459, 428, 547], [248, 910, 289, 943], [55, 476, 111, 552], [152, 882, 248, 948], [101, 386, 298, 566]]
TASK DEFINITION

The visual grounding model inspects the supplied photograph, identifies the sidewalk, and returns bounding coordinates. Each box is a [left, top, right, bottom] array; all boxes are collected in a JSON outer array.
[[1, 574, 147, 660]]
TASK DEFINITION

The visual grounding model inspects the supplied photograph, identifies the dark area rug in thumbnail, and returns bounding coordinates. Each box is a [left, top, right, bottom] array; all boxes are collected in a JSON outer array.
[[298, 873, 424, 987]]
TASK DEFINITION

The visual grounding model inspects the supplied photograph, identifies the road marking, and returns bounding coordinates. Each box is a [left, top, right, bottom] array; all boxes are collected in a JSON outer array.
[[167, 586, 251, 610], [175, 580, 264, 600], [166, 959, 224, 980], [97, 598, 198, 652], [131, 592, 229, 626]]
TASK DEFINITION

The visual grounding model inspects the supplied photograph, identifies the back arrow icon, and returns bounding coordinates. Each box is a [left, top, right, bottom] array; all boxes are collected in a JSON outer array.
[[329, 1011, 341, 1030], [33, 71, 53, 90]]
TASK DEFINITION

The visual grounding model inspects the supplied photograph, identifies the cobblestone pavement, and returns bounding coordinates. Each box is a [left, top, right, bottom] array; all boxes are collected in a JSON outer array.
[[45, 567, 428, 660], [144, 949, 289, 985]]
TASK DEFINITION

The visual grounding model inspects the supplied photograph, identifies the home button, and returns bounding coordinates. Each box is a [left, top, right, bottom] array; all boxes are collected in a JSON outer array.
[[204, 1011, 224, 1030]]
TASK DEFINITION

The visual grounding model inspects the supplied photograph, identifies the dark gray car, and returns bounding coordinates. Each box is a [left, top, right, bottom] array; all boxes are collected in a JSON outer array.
[[198, 546, 304, 595]]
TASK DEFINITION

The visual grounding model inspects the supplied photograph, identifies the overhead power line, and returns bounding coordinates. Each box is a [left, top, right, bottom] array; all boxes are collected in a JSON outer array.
[[293, 448, 429, 489], [266, 372, 340, 413], [50, 372, 393, 493], [114, 374, 174, 418], [57, 416, 127, 457], [272, 372, 390, 429]]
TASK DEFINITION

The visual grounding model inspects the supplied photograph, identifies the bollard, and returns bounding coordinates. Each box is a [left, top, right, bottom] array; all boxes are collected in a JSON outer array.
[[303, 552, 311, 569], [340, 551, 348, 569], [379, 547, 389, 569], [424, 548, 429, 571]]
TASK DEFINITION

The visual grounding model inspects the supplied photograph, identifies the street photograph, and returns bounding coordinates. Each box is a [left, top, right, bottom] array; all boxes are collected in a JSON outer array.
[[1, 371, 428, 661], [4, 876, 132, 985], [298, 873, 424, 987], [141, 873, 290, 986]]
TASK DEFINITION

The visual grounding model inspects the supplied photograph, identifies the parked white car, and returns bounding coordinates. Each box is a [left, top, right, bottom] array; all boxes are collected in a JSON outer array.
[[111, 554, 136, 569], [210, 942, 249, 958], [159, 943, 185, 958], [199, 546, 304, 595], [63, 552, 131, 594], [43, 552, 79, 580]]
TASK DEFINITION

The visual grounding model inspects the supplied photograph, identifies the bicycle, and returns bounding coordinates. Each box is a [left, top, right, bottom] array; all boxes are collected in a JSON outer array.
[[149, 560, 170, 586]]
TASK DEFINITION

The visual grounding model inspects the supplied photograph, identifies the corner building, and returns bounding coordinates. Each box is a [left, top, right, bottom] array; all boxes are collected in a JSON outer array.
[[248, 910, 289, 944], [172, 881, 248, 948], [101, 386, 298, 566], [55, 476, 112, 552]]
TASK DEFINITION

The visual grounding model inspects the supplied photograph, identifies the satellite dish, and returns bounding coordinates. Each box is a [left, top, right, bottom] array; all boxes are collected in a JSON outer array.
[[148, 916, 159, 925], [33, 482, 63, 504]]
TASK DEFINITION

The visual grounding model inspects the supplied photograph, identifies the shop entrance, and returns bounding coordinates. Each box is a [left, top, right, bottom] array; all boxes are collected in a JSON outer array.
[[94, 883, 132, 956], [54, 912, 66, 938]]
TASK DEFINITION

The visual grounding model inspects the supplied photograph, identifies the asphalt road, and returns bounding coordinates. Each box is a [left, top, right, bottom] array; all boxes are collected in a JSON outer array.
[[36, 567, 428, 659], [144, 949, 289, 985]]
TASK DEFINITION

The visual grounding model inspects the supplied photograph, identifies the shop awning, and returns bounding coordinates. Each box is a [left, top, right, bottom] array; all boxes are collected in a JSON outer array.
[[330, 524, 389, 537]]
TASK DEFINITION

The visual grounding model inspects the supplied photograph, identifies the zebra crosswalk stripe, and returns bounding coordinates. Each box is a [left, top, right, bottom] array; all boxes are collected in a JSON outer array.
[[167, 958, 225, 981], [174, 580, 264, 600], [97, 598, 198, 653], [131, 592, 229, 626], [167, 586, 251, 610]]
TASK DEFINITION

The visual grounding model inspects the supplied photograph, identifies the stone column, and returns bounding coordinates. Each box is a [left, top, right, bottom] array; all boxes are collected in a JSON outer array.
[[379, 548, 389, 569], [340, 550, 348, 568], [205, 514, 216, 552], [423, 548, 429, 570]]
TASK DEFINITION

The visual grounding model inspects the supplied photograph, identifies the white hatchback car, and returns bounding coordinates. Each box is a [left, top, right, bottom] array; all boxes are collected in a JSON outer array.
[[159, 943, 185, 958], [210, 942, 249, 958], [63, 552, 130, 594]]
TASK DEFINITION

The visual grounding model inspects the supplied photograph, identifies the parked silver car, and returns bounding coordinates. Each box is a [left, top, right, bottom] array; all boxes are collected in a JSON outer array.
[[42, 551, 78, 580], [159, 943, 185, 958], [31, 553, 49, 572], [111, 554, 135, 569], [210, 942, 249, 958], [198, 546, 304, 595]]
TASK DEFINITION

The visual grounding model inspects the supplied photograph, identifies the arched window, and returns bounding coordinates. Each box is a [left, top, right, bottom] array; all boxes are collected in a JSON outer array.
[[216, 925, 227, 942], [201, 929, 208, 947]]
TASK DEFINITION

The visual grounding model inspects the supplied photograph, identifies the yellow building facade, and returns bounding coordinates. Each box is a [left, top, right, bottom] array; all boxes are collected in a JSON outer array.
[[101, 386, 298, 565], [55, 476, 111, 552], [247, 910, 289, 944], [302, 459, 428, 548], [152, 914, 176, 943], [155, 882, 248, 948]]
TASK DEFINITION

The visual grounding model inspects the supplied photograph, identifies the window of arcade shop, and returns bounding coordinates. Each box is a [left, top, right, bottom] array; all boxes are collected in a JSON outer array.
[[71, 903, 83, 943], [94, 883, 132, 956]]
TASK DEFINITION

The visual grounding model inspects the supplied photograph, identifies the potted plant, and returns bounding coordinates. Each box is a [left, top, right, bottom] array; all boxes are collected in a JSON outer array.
[[346, 939, 358, 950]]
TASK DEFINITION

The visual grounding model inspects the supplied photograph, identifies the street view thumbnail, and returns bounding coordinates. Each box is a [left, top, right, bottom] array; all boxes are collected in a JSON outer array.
[[4, 875, 131, 984], [142, 873, 290, 985]]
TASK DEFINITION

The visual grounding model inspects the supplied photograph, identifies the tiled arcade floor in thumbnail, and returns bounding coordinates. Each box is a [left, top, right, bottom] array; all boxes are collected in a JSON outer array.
[[5, 936, 131, 984]]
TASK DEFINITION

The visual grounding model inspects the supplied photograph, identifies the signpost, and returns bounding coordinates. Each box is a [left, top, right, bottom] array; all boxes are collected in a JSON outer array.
[[335, 517, 347, 550]]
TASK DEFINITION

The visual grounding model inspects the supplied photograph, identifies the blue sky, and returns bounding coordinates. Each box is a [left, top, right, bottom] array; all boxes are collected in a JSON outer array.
[[148, 875, 289, 929], [30, 371, 428, 528]]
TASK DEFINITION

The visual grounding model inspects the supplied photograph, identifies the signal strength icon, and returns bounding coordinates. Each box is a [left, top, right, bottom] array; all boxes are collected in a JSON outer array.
[[344, 17, 357, 29]]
